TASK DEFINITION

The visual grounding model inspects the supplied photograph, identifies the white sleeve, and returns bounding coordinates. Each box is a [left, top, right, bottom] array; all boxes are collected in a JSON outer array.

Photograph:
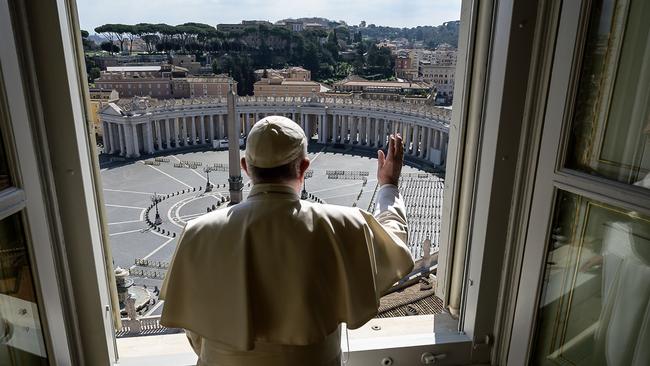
[[357, 183, 412, 295], [373, 184, 408, 245]]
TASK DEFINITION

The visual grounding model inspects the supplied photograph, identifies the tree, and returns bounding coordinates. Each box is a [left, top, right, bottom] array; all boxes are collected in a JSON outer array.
[[94, 24, 131, 52], [303, 43, 320, 78], [80, 30, 96, 51], [88, 67, 101, 81], [100, 41, 119, 53], [141, 34, 160, 53], [326, 30, 340, 61], [257, 40, 273, 67], [366, 45, 394, 78], [94, 25, 115, 52]]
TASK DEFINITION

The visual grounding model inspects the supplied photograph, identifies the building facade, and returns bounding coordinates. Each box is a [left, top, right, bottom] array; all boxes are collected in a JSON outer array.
[[254, 66, 311, 81], [88, 88, 119, 139], [253, 78, 326, 98], [332, 76, 432, 102], [395, 55, 419, 80], [187, 76, 233, 98], [94, 65, 234, 99], [419, 62, 455, 102]]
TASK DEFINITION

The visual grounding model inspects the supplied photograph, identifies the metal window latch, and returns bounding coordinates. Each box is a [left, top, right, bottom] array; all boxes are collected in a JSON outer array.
[[421, 352, 447, 364]]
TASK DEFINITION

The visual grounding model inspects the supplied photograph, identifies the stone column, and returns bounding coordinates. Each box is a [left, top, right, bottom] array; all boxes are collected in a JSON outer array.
[[373, 118, 379, 147], [191, 116, 197, 145], [323, 114, 329, 143], [433, 129, 440, 149], [124, 124, 134, 157], [325, 114, 331, 142], [355, 116, 361, 143], [178, 117, 184, 146], [209, 115, 215, 143], [343, 115, 349, 142], [305, 114, 311, 138], [334, 114, 340, 141], [165, 119, 172, 148], [427, 128, 434, 159], [413, 125, 420, 156], [145, 122, 155, 154], [132, 124, 140, 158], [106, 122, 115, 154], [245, 113, 251, 135], [419, 127, 428, 158], [200, 115, 206, 144], [218, 114, 225, 138], [101, 122, 109, 153], [118, 124, 126, 156], [364, 117, 370, 146], [173, 117, 180, 147], [318, 115, 324, 143], [441, 133, 448, 162], [151, 120, 158, 150], [405, 124, 412, 154], [357, 116, 363, 144]]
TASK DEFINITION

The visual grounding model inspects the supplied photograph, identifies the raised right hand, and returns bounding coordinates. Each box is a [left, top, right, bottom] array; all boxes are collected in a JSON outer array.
[[377, 134, 404, 186]]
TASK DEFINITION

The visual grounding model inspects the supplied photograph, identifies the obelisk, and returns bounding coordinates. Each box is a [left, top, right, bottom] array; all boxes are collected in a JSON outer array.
[[227, 82, 243, 204]]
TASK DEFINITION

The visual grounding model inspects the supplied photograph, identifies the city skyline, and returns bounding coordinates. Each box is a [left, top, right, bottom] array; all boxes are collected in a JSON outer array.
[[76, 0, 461, 32]]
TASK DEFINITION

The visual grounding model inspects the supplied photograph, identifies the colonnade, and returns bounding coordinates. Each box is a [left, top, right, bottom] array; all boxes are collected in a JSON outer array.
[[101, 101, 449, 166]]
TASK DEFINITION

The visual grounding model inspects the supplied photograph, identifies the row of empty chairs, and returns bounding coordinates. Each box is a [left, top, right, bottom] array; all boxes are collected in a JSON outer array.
[[368, 174, 444, 260]]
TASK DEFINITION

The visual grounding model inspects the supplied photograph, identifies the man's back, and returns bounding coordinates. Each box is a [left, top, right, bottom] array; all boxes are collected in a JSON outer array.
[[161, 183, 412, 352]]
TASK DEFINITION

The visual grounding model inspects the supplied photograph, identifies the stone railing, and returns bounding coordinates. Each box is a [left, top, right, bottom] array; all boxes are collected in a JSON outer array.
[[120, 95, 451, 125], [118, 315, 172, 337]]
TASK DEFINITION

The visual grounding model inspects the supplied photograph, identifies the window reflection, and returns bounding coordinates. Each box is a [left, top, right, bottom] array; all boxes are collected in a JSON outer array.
[[0, 214, 48, 365], [532, 190, 650, 365], [566, 0, 650, 188]]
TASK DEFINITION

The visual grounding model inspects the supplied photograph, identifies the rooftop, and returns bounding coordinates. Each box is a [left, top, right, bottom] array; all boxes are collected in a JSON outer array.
[[186, 76, 233, 83], [338, 80, 431, 89], [106, 66, 162, 72]]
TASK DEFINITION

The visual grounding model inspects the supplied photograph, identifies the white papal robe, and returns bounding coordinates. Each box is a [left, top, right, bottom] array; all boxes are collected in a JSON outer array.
[[160, 183, 414, 366]]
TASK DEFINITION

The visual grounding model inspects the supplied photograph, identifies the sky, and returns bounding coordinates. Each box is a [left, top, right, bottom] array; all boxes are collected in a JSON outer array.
[[77, 0, 461, 33]]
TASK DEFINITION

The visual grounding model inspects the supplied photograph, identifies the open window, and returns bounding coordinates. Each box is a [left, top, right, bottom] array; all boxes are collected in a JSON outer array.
[[0, 0, 587, 365]]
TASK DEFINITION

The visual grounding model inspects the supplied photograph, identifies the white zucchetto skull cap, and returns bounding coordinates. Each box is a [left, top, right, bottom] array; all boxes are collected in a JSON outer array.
[[245, 115, 307, 168]]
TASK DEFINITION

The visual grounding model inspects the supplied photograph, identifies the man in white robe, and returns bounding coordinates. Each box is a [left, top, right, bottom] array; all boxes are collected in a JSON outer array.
[[160, 116, 414, 365]]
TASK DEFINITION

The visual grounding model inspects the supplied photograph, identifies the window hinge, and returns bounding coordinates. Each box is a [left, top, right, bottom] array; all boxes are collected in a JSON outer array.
[[421, 352, 447, 364], [473, 333, 493, 349]]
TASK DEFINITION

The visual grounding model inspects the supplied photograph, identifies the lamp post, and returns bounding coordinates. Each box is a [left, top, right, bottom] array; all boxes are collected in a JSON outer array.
[[204, 167, 213, 193], [301, 179, 308, 200], [151, 193, 162, 226]]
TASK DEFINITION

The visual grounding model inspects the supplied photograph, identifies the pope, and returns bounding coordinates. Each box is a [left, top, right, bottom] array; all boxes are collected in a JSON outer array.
[[160, 116, 414, 366]]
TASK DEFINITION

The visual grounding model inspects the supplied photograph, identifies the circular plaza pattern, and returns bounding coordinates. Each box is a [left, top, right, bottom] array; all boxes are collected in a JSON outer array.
[[102, 144, 443, 317]]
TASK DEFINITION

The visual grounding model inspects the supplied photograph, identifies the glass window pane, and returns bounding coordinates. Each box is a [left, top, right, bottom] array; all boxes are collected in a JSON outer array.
[[0, 213, 48, 365], [566, 0, 650, 189], [0, 128, 13, 191], [531, 190, 650, 365]]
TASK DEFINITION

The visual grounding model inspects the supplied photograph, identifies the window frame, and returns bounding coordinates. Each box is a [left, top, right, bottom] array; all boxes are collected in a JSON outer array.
[[0, 1, 75, 363], [507, 0, 650, 364], [5, 0, 122, 363], [5, 0, 554, 364]]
